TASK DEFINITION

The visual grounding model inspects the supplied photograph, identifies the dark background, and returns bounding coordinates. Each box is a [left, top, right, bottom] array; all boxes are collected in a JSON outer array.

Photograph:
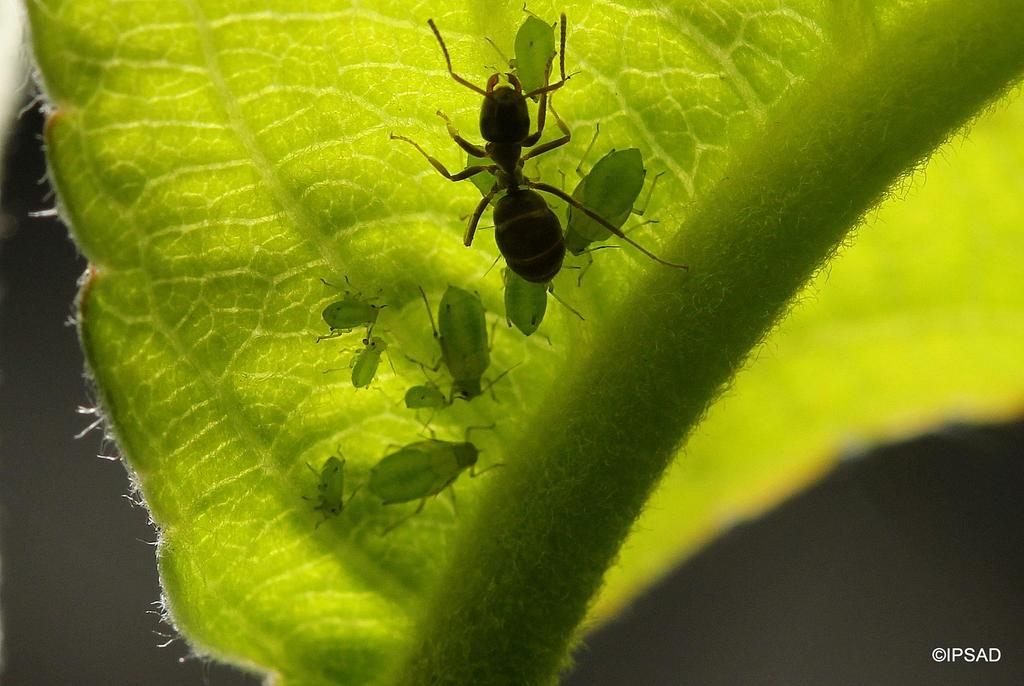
[[2, 100, 1022, 686]]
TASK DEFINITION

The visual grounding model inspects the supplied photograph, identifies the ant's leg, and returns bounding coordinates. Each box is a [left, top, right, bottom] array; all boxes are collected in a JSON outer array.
[[521, 100, 571, 161], [435, 110, 488, 157], [464, 185, 498, 246], [428, 19, 488, 96], [521, 64, 559, 146], [528, 180, 689, 270], [390, 134, 494, 181]]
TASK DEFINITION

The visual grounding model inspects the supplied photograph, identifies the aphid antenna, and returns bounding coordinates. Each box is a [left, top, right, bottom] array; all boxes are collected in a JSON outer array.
[[484, 35, 513, 68], [319, 275, 355, 293], [417, 285, 441, 341], [481, 254, 503, 279]]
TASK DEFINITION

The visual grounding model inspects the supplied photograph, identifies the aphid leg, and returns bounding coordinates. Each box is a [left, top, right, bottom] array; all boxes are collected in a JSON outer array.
[[383, 498, 428, 534], [315, 330, 346, 343], [521, 100, 571, 161], [547, 285, 585, 320], [464, 184, 499, 247], [528, 180, 689, 270], [470, 462, 505, 478], [575, 124, 600, 179], [319, 277, 348, 293], [404, 352, 443, 374], [390, 134, 493, 181], [435, 111, 488, 157], [464, 423, 497, 441], [633, 171, 665, 217], [570, 245, 623, 286], [481, 362, 521, 400], [427, 19, 488, 97]]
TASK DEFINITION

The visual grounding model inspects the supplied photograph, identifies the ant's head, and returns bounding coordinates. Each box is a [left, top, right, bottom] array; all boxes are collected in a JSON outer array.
[[480, 72, 530, 143]]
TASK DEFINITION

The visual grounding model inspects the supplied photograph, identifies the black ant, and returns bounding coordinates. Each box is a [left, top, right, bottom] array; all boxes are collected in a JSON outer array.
[[390, 13, 687, 283]]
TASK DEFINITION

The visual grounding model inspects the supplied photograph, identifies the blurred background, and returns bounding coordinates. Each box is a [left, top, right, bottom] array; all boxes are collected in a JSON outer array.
[[1, 55, 1022, 686]]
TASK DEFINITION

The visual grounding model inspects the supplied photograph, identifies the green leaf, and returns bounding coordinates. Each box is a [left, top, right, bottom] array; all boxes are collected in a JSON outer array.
[[28, 1, 1024, 685]]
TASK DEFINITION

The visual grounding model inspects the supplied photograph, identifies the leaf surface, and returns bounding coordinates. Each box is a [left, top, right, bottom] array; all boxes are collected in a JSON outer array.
[[29, 0, 1024, 684]]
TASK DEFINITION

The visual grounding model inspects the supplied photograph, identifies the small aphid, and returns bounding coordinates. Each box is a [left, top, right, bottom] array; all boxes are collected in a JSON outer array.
[[350, 336, 388, 388], [318, 277, 386, 340], [513, 14, 557, 94], [564, 146, 662, 257], [502, 267, 584, 337], [503, 268, 547, 336], [366, 435, 499, 531], [404, 382, 449, 409], [305, 455, 354, 526], [418, 285, 492, 400]]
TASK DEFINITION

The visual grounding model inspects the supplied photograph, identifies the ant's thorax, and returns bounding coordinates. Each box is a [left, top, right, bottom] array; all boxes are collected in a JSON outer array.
[[486, 143, 525, 184]]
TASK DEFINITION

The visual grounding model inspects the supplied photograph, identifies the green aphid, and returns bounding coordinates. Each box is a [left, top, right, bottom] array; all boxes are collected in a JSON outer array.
[[420, 285, 491, 400], [350, 336, 387, 388], [513, 14, 557, 94], [503, 268, 548, 336], [305, 455, 355, 526], [366, 436, 499, 530], [564, 147, 655, 255], [318, 277, 386, 340], [404, 382, 449, 409]]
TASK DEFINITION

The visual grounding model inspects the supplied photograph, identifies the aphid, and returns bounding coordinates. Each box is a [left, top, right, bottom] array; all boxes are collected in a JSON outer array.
[[503, 268, 547, 336], [418, 285, 492, 400], [366, 433, 499, 530], [503, 267, 584, 337], [350, 336, 388, 388], [305, 455, 355, 526], [390, 13, 686, 283], [404, 381, 449, 409], [512, 14, 557, 93], [317, 277, 385, 340], [564, 145, 662, 256]]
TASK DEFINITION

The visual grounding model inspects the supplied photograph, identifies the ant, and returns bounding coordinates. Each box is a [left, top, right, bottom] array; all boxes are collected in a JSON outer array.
[[390, 13, 687, 284]]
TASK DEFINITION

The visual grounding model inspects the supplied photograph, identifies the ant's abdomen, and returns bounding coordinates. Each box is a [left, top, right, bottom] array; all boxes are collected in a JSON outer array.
[[494, 189, 565, 283]]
